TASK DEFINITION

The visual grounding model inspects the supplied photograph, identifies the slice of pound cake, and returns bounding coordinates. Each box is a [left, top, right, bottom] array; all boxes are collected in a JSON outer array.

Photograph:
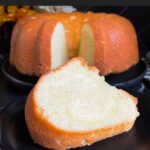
[[25, 57, 139, 150]]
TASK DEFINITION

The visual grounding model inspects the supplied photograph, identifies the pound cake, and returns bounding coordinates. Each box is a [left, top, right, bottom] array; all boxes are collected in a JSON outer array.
[[10, 12, 139, 76], [25, 57, 139, 150]]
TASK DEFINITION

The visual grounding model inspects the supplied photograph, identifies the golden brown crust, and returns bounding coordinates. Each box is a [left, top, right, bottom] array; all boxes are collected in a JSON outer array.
[[10, 12, 139, 77], [11, 16, 45, 75], [9, 14, 44, 66], [25, 57, 138, 150], [35, 20, 59, 76], [9, 16, 29, 65], [88, 14, 139, 75]]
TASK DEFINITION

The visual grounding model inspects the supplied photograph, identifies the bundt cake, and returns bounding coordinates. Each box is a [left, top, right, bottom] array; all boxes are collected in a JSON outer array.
[[10, 12, 139, 76], [25, 57, 139, 150], [79, 14, 139, 75]]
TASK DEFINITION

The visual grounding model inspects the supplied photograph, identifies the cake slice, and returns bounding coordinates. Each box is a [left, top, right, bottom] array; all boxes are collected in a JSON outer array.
[[25, 57, 139, 150]]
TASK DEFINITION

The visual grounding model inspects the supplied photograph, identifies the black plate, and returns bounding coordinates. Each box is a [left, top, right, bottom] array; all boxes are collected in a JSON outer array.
[[1, 59, 146, 89], [106, 60, 147, 88], [0, 91, 150, 150], [1, 59, 39, 89]]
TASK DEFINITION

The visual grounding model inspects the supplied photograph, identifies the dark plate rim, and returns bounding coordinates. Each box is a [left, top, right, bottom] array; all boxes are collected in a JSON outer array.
[[1, 59, 36, 88], [1, 58, 147, 89], [0, 98, 26, 149], [106, 59, 147, 88]]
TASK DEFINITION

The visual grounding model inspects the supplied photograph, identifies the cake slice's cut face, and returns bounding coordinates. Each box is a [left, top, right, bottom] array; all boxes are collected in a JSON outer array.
[[51, 23, 68, 69], [79, 24, 95, 65], [35, 59, 139, 132]]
